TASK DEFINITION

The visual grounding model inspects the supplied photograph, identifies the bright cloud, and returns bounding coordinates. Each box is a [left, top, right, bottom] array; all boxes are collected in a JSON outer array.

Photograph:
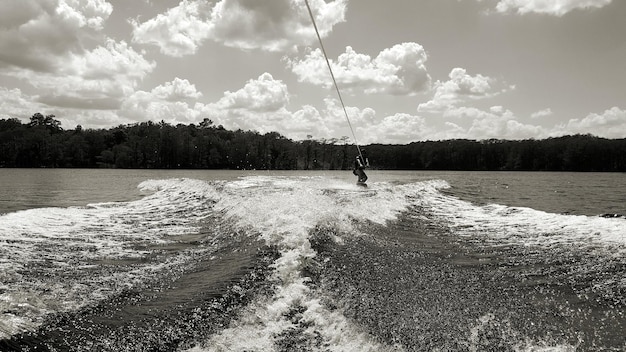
[[0, 86, 130, 129], [201, 73, 294, 133], [531, 108, 553, 119], [16, 40, 155, 109], [289, 43, 431, 95], [207, 0, 347, 52], [0, 0, 113, 72], [359, 113, 429, 144], [57, 0, 113, 30], [121, 78, 204, 125], [151, 77, 203, 101], [437, 106, 547, 140], [288, 105, 333, 139], [556, 107, 626, 138], [131, 0, 347, 55], [0, 88, 46, 121], [130, 0, 212, 57], [418, 68, 509, 112], [0, 0, 154, 111], [199, 75, 387, 141], [494, 0, 613, 16], [214, 72, 290, 112]]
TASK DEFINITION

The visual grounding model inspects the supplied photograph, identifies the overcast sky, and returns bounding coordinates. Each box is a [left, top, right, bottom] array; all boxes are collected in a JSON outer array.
[[1, 0, 624, 143]]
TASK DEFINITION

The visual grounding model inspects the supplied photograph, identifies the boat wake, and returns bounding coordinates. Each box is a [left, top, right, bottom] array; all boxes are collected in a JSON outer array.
[[1, 176, 624, 351]]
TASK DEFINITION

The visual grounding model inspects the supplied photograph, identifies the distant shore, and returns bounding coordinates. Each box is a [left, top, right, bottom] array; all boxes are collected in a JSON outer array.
[[2, 117, 625, 172]]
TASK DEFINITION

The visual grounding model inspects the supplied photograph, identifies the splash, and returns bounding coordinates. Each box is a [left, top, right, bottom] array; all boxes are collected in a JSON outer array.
[[3, 175, 621, 350], [187, 176, 411, 351], [0, 178, 219, 339], [408, 180, 626, 250]]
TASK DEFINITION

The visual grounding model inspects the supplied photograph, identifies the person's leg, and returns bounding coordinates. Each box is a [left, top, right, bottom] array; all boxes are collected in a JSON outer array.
[[356, 169, 367, 182]]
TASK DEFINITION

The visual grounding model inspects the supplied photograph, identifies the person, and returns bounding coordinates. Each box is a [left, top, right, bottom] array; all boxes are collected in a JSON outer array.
[[352, 148, 370, 183]]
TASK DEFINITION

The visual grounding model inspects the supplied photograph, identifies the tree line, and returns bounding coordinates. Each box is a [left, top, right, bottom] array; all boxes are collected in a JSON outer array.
[[1, 113, 625, 171]]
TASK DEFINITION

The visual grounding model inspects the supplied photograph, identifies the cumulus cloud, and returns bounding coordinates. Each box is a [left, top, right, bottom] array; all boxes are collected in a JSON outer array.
[[288, 43, 431, 95], [131, 0, 347, 55], [0, 0, 155, 111], [213, 72, 290, 112], [555, 107, 626, 138], [0, 0, 113, 72], [197, 75, 389, 142], [207, 0, 347, 52], [313, 100, 432, 144], [130, 0, 212, 57], [438, 106, 547, 140], [531, 108, 553, 119], [121, 78, 204, 124], [57, 0, 113, 30], [0, 88, 45, 121], [184, 70, 535, 143], [359, 113, 429, 144], [0, 86, 131, 129], [16, 39, 156, 109], [151, 77, 203, 101], [200, 72, 295, 133], [494, 0, 613, 16], [418, 68, 510, 112], [276, 97, 427, 144]]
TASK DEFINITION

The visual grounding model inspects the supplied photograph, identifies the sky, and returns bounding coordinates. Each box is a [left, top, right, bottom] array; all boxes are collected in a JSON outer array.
[[0, 0, 625, 144]]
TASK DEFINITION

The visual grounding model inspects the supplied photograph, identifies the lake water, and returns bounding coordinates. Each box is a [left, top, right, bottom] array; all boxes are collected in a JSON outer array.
[[0, 169, 624, 351]]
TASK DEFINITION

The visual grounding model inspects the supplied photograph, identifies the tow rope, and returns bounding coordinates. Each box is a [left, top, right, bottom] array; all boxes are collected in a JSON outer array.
[[303, 0, 364, 161]]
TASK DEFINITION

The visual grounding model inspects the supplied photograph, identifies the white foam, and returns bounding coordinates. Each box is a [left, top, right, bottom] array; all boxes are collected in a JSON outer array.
[[187, 176, 409, 351], [406, 181, 626, 251], [467, 313, 578, 352], [5, 175, 612, 349], [0, 178, 219, 338]]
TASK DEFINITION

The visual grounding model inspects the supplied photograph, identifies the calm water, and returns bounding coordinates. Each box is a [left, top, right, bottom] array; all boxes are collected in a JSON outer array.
[[1, 169, 624, 216], [0, 169, 624, 351]]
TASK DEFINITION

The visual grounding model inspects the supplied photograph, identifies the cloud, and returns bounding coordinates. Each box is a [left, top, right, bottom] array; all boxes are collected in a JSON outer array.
[[201, 72, 295, 133], [0, 0, 155, 111], [0, 0, 113, 72], [207, 0, 347, 52], [127, 72, 542, 143], [57, 0, 113, 30], [130, 0, 212, 57], [494, 0, 613, 16], [0, 86, 130, 129], [288, 105, 332, 139], [151, 77, 203, 101], [131, 0, 348, 55], [288, 43, 431, 95], [13, 39, 156, 109], [359, 113, 429, 144], [214, 72, 290, 112], [418, 68, 510, 112], [284, 98, 428, 144], [555, 107, 626, 138], [199, 75, 385, 142], [438, 106, 547, 140], [121, 78, 204, 124], [0, 87, 45, 121], [531, 108, 553, 119]]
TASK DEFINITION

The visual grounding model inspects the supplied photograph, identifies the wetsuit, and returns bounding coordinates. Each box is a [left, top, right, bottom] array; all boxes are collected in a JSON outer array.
[[353, 155, 369, 183]]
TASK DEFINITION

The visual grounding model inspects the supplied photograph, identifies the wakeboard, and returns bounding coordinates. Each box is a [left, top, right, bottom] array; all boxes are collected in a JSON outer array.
[[356, 181, 367, 187]]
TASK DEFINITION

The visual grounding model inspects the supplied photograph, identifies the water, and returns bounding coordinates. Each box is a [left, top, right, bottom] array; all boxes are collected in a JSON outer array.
[[0, 169, 624, 351]]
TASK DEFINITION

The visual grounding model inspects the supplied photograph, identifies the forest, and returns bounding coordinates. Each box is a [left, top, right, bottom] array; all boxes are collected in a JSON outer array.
[[1, 113, 625, 172]]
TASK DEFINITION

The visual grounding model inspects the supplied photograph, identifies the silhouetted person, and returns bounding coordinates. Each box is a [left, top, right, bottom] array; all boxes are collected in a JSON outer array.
[[353, 148, 369, 183]]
